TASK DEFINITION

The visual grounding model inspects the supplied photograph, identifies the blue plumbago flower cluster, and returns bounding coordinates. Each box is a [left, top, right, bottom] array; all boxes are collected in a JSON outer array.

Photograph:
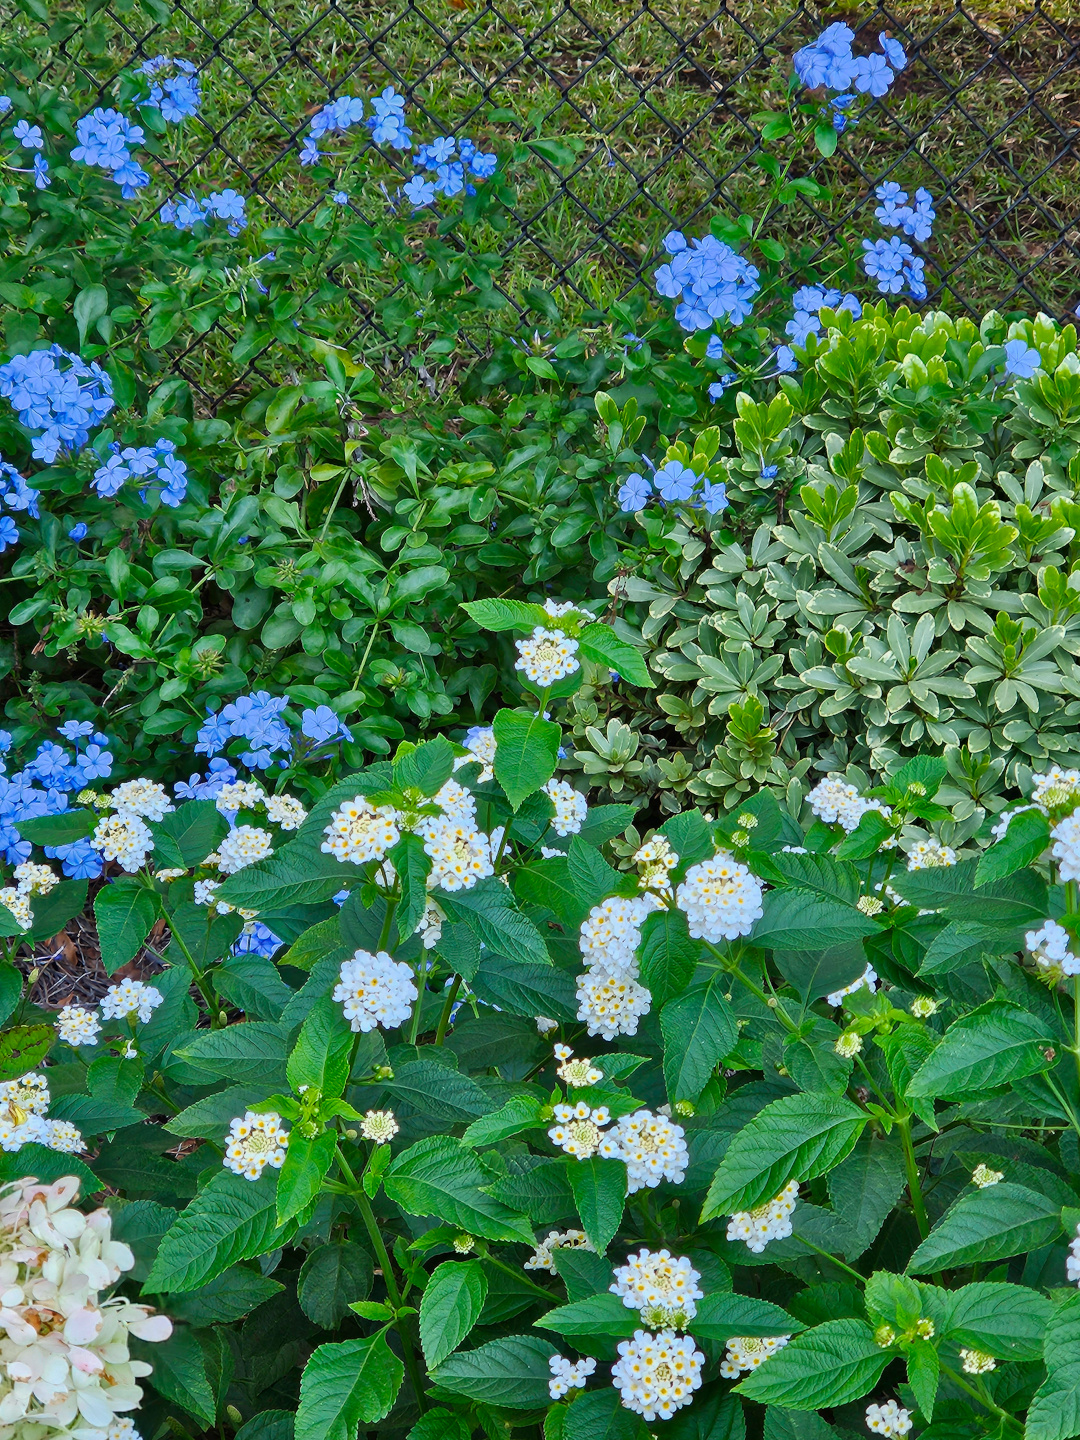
[[159, 188, 247, 235], [193, 693, 353, 772], [0, 346, 114, 463], [874, 182, 935, 243], [654, 230, 760, 333], [0, 460, 40, 554], [618, 458, 728, 516], [91, 438, 189, 507], [299, 88, 411, 167], [403, 135, 497, 206], [0, 724, 115, 877], [70, 107, 149, 197], [136, 56, 201, 123], [786, 284, 863, 345], [794, 25, 907, 130]]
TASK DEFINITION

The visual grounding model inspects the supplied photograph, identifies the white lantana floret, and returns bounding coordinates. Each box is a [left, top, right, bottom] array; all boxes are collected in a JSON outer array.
[[514, 627, 580, 685], [322, 796, 401, 864], [719, 1335, 790, 1377], [611, 1329, 704, 1422], [224, 1111, 289, 1180], [548, 1354, 596, 1399], [866, 1400, 912, 1438], [101, 980, 163, 1024], [726, 1180, 799, 1253]]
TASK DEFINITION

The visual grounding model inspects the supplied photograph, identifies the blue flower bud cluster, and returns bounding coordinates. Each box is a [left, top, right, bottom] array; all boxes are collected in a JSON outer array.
[[654, 230, 760, 333], [794, 25, 907, 129], [860, 236, 927, 299], [136, 56, 202, 124], [0, 346, 114, 463], [91, 438, 189, 507], [195, 692, 352, 772], [402, 135, 497, 207], [0, 460, 40, 553], [70, 107, 149, 197], [159, 188, 247, 235], [786, 285, 862, 345], [299, 88, 411, 167], [618, 458, 728, 516], [0, 723, 116, 876]]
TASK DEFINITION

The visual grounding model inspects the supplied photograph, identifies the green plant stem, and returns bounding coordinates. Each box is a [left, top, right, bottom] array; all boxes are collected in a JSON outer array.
[[477, 1249, 553, 1301], [339, 1147, 427, 1414], [699, 937, 797, 1033], [434, 976, 461, 1046], [378, 897, 398, 952], [1043, 1072, 1080, 1142], [897, 1115, 931, 1240], [317, 469, 353, 543], [939, 1360, 1023, 1434], [164, 913, 220, 1024], [354, 621, 380, 686], [791, 1233, 864, 1283]]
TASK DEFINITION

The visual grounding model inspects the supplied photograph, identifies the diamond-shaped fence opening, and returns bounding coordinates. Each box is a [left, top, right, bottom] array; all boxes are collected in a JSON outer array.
[[6, 0, 1080, 403]]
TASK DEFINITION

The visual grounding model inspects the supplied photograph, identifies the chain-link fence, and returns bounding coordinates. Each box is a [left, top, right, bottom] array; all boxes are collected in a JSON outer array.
[[8, 0, 1080, 395]]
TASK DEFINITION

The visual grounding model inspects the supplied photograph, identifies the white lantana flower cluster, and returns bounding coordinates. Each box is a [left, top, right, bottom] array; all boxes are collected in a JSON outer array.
[[1026, 918, 1080, 978], [634, 836, 677, 894], [223, 1111, 289, 1180], [719, 1334, 790, 1377], [726, 1180, 799, 1253], [675, 851, 764, 942], [808, 777, 893, 833], [216, 824, 274, 875], [548, 1102, 612, 1159], [960, 1348, 996, 1374], [826, 964, 878, 1008], [548, 1354, 596, 1399], [322, 796, 402, 865], [514, 627, 580, 686], [0, 1073, 85, 1156], [611, 1329, 704, 1422], [454, 726, 496, 781], [1032, 765, 1080, 813], [575, 895, 656, 1040], [88, 778, 181, 874], [554, 1044, 602, 1087], [606, 1110, 689, 1193], [524, 1229, 595, 1272], [1067, 1221, 1080, 1285], [542, 778, 588, 836], [0, 862, 60, 931], [0, 1174, 172, 1438], [1052, 813, 1080, 882], [866, 1400, 912, 1437], [56, 979, 163, 1055], [421, 817, 495, 892], [610, 1249, 702, 1327], [906, 837, 957, 870], [333, 949, 417, 1032]]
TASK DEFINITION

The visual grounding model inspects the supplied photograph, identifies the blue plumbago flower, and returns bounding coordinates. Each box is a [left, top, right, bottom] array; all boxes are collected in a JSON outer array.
[[775, 345, 798, 373], [654, 229, 759, 333], [0, 98, 10, 115], [406, 133, 496, 204], [618, 472, 652, 512], [879, 33, 907, 71], [301, 88, 411, 165], [874, 183, 934, 243], [786, 310, 822, 344], [58, 720, 94, 740], [622, 332, 644, 352], [701, 479, 729, 514], [0, 459, 41, 519], [0, 723, 117, 868], [829, 94, 856, 133], [45, 837, 102, 879], [301, 705, 351, 745], [233, 922, 283, 959], [160, 188, 247, 236], [654, 460, 701, 504], [332, 190, 349, 204], [861, 235, 915, 293], [137, 56, 201, 123], [761, 464, 779, 480], [708, 377, 737, 401], [402, 174, 436, 207], [791, 286, 862, 328], [904, 256, 927, 301], [853, 52, 894, 97], [67, 522, 88, 541], [32, 155, 49, 189], [12, 120, 43, 150], [92, 437, 188, 507], [368, 87, 411, 148], [174, 757, 237, 799], [705, 335, 725, 359], [0, 516, 17, 552], [70, 108, 149, 196], [0, 347, 113, 463], [197, 692, 292, 769], [1003, 339, 1042, 380]]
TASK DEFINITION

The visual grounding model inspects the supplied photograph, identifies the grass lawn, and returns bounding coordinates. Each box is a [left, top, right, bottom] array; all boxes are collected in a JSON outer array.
[[10, 0, 1080, 392]]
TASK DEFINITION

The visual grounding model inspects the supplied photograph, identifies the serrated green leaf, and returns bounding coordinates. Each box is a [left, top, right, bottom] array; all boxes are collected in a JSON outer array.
[[577, 623, 653, 689], [432, 1334, 557, 1408], [420, 1259, 488, 1368], [145, 1170, 297, 1293], [568, 1156, 626, 1254], [384, 1135, 535, 1243], [735, 1318, 887, 1409], [94, 881, 157, 974], [907, 1000, 1053, 1098], [295, 1334, 403, 1440], [493, 707, 561, 810], [661, 979, 738, 1103], [906, 1182, 1062, 1274]]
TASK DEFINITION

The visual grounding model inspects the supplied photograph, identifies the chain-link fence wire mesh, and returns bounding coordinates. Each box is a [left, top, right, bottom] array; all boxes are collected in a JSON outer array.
[[6, 0, 1080, 402]]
